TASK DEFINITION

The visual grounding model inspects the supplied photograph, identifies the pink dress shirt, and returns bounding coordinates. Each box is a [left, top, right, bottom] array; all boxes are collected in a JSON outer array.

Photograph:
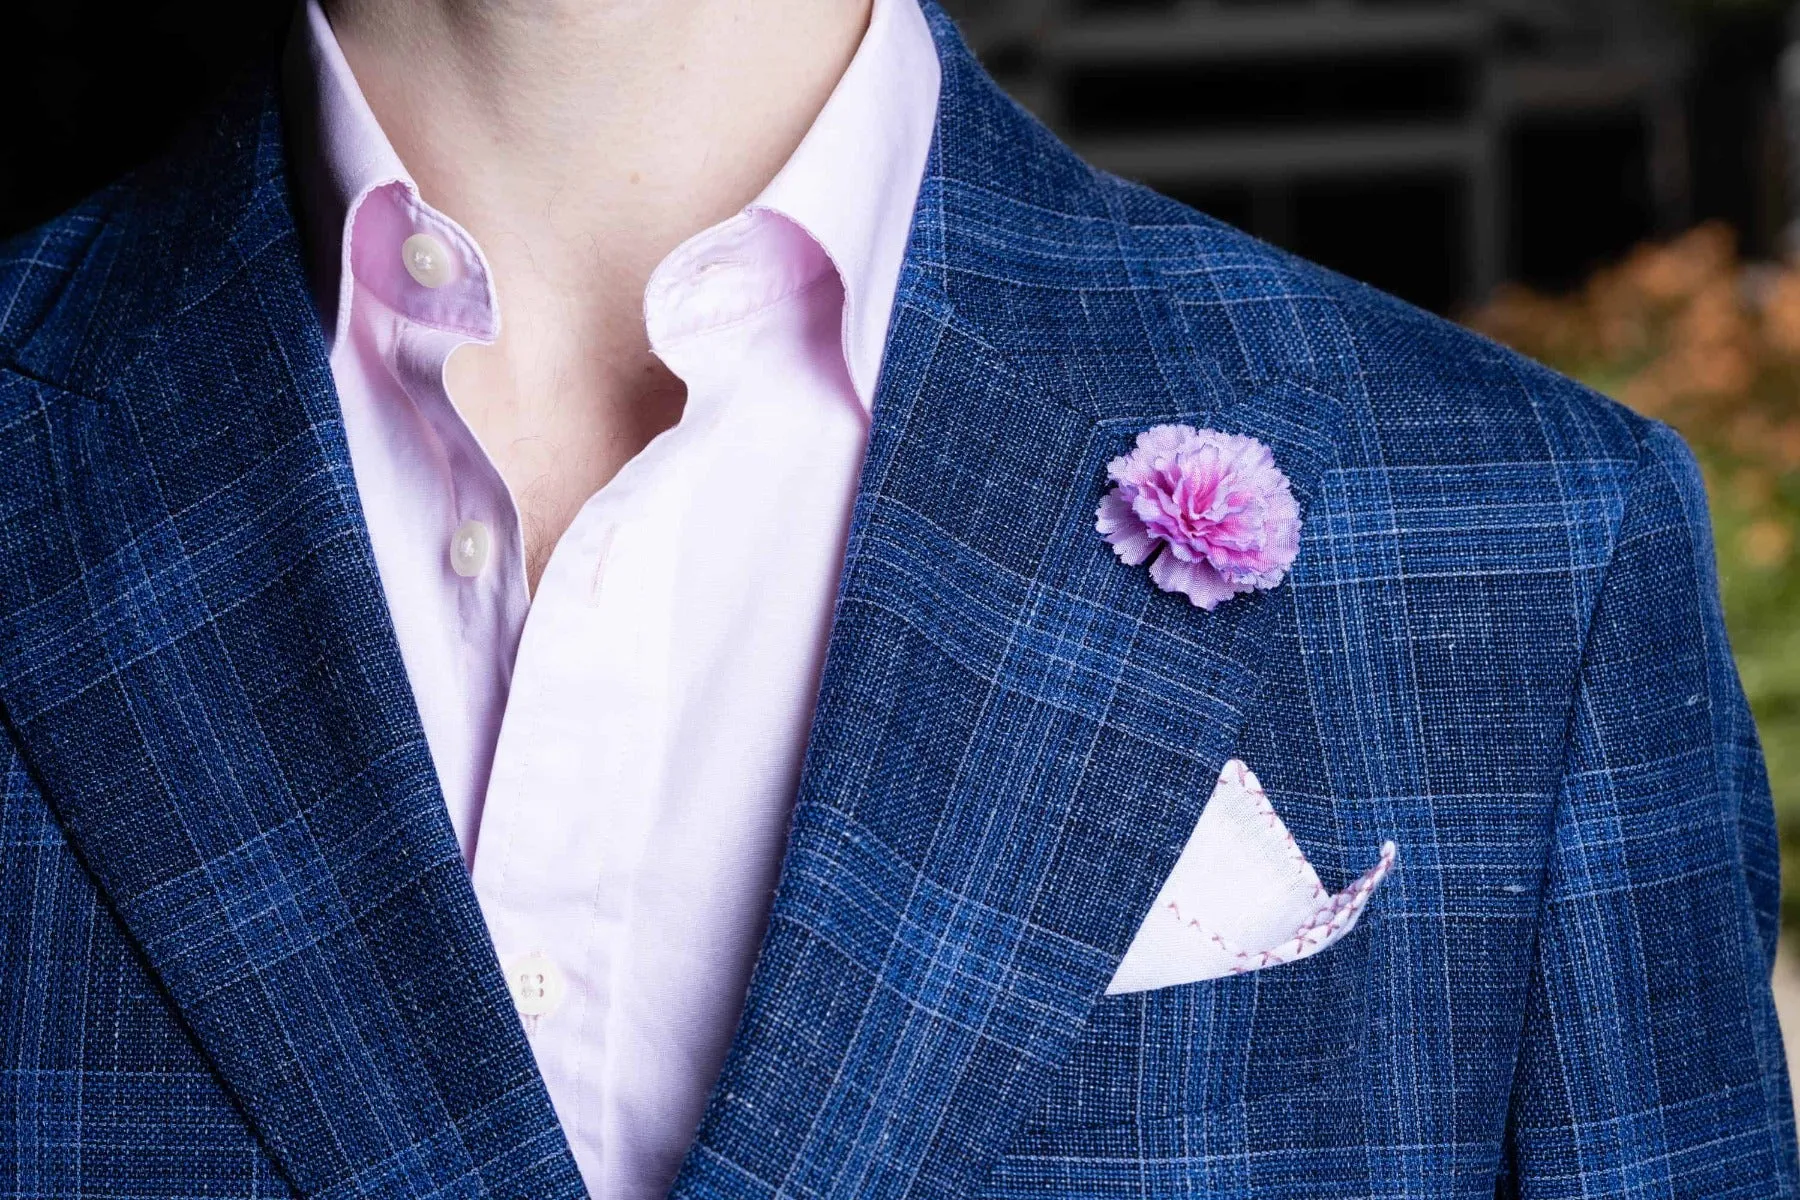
[[282, 4, 940, 1196]]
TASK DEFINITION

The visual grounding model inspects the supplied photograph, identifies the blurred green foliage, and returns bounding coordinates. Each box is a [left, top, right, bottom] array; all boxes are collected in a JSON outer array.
[[1471, 224, 1800, 922]]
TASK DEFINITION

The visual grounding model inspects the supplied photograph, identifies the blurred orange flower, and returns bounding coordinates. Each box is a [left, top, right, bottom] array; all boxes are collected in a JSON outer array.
[[1468, 222, 1800, 486]]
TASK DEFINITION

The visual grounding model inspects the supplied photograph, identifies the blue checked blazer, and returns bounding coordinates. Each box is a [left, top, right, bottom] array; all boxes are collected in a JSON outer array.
[[0, 6, 1794, 1198]]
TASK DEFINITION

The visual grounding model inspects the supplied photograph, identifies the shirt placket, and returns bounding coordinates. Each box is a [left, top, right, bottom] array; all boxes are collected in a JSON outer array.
[[467, 239, 761, 1188], [470, 442, 685, 1174], [341, 189, 526, 861]]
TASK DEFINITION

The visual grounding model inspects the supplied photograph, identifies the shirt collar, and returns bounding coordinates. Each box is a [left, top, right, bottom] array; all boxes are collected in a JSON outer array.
[[282, 0, 939, 410], [746, 0, 940, 407], [284, 0, 502, 352]]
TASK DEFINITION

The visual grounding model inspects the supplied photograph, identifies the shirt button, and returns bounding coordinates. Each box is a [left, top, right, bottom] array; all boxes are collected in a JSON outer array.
[[401, 232, 455, 288], [502, 951, 567, 1017], [450, 519, 491, 577]]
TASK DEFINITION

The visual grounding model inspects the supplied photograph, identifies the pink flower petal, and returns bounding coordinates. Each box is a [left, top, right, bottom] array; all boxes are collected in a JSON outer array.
[[1095, 490, 1156, 566], [1096, 424, 1301, 608], [1148, 549, 1242, 610]]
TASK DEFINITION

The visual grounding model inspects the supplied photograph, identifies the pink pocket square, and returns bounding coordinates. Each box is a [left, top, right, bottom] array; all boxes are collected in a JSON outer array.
[[1107, 759, 1396, 996]]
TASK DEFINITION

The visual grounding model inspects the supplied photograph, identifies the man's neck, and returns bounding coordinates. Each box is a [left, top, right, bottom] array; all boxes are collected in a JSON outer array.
[[320, 0, 873, 591], [323, 0, 871, 286]]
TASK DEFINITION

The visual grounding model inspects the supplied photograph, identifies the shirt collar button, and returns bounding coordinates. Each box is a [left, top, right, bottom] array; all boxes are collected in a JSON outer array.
[[402, 232, 456, 289]]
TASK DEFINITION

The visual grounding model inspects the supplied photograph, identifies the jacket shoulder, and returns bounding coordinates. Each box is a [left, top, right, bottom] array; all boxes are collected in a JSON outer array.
[[0, 73, 290, 405], [1108, 176, 1657, 474], [0, 189, 124, 371]]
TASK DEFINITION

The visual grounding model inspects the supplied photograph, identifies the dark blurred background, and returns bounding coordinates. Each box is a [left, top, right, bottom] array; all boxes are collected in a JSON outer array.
[[1, 0, 1791, 310], [0, 0, 293, 238], [4, 0, 1799, 1026], [938, 0, 1795, 314]]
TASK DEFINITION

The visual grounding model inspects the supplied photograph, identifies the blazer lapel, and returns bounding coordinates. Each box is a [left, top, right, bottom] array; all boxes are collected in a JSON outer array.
[[672, 9, 1350, 1198], [0, 85, 583, 1197]]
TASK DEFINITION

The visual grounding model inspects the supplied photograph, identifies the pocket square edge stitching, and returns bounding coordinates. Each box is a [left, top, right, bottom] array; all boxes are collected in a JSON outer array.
[[1106, 757, 1399, 994], [1154, 838, 1395, 972]]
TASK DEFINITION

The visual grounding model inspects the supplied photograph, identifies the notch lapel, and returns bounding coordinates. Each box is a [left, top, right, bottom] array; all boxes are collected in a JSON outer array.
[[672, 9, 1351, 1197], [0, 85, 583, 1197]]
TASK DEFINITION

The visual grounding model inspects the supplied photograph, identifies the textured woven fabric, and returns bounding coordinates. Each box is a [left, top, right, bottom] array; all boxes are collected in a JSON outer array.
[[0, 5, 1793, 1198]]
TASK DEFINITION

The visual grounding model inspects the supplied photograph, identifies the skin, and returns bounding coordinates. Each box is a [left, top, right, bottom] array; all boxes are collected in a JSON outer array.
[[322, 0, 873, 590]]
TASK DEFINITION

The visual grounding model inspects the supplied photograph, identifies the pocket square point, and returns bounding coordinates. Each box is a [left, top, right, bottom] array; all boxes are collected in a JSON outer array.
[[1105, 763, 1396, 996]]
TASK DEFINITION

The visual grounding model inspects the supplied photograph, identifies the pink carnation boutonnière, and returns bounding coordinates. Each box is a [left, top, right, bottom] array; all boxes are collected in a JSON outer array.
[[1095, 424, 1302, 610]]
